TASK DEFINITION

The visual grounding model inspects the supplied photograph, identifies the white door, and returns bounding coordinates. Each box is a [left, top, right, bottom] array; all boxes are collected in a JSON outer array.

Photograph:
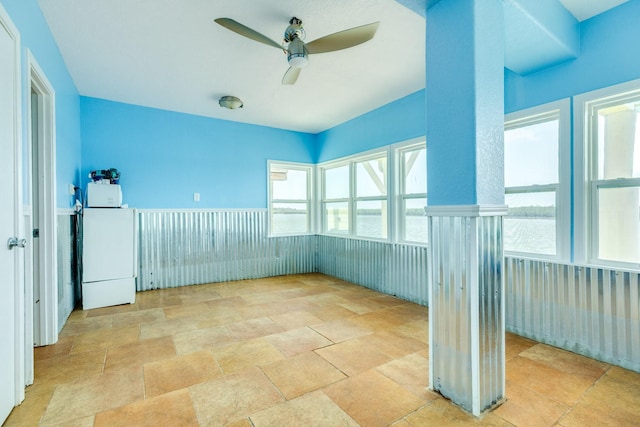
[[0, 5, 22, 424]]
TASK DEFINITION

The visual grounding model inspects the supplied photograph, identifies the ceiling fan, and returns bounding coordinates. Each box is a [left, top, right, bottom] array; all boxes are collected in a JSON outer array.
[[214, 17, 380, 85]]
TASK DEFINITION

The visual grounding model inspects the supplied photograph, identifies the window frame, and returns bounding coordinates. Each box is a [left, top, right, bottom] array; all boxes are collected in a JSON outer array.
[[396, 141, 428, 245], [503, 99, 571, 261], [575, 79, 640, 269], [320, 160, 352, 235], [267, 160, 314, 237], [319, 149, 391, 240], [317, 138, 427, 244]]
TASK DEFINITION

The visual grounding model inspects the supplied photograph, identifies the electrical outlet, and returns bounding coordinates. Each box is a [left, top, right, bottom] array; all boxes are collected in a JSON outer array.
[[68, 184, 75, 196], [193, 192, 200, 202]]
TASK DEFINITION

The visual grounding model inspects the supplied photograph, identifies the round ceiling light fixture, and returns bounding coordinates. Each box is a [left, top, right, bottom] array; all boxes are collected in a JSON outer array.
[[219, 96, 243, 109]]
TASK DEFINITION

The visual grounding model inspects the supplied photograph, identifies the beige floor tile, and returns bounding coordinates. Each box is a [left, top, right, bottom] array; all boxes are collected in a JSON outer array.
[[86, 303, 139, 318], [519, 343, 609, 379], [505, 333, 537, 361], [250, 390, 359, 427], [262, 352, 347, 399], [69, 324, 140, 354], [135, 293, 183, 310], [358, 331, 426, 359], [315, 337, 392, 376], [339, 298, 388, 314], [163, 301, 217, 320], [110, 307, 166, 328], [33, 348, 106, 388], [404, 399, 513, 426], [390, 419, 414, 427], [310, 318, 373, 342], [40, 366, 144, 425], [227, 316, 286, 340], [94, 388, 199, 427], [139, 316, 202, 340], [394, 320, 429, 344], [34, 334, 77, 361], [269, 310, 324, 330], [376, 352, 437, 401], [172, 324, 238, 354], [225, 418, 254, 427], [351, 309, 413, 331], [264, 326, 333, 357], [105, 336, 175, 372], [324, 369, 426, 427], [211, 337, 285, 374], [39, 415, 95, 427], [59, 314, 112, 336], [506, 355, 598, 405], [309, 304, 358, 321], [189, 367, 284, 426], [144, 350, 223, 397], [559, 366, 640, 426], [4, 386, 55, 426], [494, 380, 570, 427]]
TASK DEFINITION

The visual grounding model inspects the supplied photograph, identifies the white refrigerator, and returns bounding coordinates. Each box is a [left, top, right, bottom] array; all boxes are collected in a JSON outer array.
[[82, 208, 137, 310]]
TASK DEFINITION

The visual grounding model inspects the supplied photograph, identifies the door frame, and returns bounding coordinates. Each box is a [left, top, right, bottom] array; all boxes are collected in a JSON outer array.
[[0, 2, 25, 409], [24, 50, 58, 384]]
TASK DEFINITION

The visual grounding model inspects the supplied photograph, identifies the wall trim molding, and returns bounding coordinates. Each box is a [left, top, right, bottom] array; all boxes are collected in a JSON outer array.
[[425, 205, 508, 217]]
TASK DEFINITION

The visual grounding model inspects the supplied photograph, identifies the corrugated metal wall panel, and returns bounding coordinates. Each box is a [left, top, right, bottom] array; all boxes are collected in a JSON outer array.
[[429, 215, 473, 408], [477, 215, 504, 412], [137, 210, 316, 290], [56, 212, 76, 330], [505, 257, 640, 372], [315, 235, 428, 305], [428, 215, 505, 414]]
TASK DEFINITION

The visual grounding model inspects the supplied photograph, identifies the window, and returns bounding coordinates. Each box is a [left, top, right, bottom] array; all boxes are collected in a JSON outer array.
[[504, 100, 570, 258], [268, 161, 312, 235], [355, 155, 388, 239], [582, 88, 640, 267], [320, 150, 390, 240], [322, 163, 350, 234], [398, 144, 427, 243], [319, 139, 426, 243]]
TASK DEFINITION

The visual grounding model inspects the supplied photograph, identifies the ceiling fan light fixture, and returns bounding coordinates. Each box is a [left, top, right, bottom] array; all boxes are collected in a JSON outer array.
[[287, 38, 308, 67], [218, 96, 243, 109]]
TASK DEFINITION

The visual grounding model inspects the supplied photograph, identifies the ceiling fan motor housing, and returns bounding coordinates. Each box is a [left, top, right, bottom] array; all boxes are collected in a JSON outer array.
[[287, 37, 308, 67]]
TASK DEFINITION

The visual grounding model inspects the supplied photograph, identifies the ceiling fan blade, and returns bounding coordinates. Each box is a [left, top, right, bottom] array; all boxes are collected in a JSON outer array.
[[214, 18, 282, 49], [306, 22, 380, 54], [282, 67, 301, 85]]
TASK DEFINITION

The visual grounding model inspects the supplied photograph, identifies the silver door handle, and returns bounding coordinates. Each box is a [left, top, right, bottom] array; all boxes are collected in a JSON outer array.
[[7, 237, 27, 250]]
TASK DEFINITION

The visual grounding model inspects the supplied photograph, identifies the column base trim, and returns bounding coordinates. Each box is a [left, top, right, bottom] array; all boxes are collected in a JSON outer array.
[[425, 205, 508, 217]]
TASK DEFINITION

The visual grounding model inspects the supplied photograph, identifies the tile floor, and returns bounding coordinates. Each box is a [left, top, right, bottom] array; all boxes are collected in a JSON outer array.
[[5, 273, 640, 426]]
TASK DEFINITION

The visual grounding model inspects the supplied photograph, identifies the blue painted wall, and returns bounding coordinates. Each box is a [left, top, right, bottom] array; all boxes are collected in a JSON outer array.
[[315, 90, 426, 162], [1, 0, 82, 208], [80, 97, 315, 209], [505, 0, 640, 114]]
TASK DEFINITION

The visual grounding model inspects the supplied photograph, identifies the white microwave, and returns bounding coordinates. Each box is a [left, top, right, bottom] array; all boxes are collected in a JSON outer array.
[[86, 183, 122, 207]]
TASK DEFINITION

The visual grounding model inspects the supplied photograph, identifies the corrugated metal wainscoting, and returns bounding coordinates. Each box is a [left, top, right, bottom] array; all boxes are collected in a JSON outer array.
[[505, 257, 640, 372], [316, 235, 429, 305], [56, 212, 78, 330], [428, 214, 504, 414], [137, 210, 316, 290]]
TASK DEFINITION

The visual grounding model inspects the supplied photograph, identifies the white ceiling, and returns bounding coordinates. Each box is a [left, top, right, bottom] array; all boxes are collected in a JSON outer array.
[[38, 0, 426, 133], [37, 0, 627, 134], [559, 0, 628, 21]]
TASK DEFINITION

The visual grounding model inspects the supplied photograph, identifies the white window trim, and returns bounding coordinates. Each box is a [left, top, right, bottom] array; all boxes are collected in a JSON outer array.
[[317, 138, 427, 244], [267, 160, 314, 237], [574, 78, 640, 268], [396, 140, 428, 245], [504, 98, 571, 261]]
